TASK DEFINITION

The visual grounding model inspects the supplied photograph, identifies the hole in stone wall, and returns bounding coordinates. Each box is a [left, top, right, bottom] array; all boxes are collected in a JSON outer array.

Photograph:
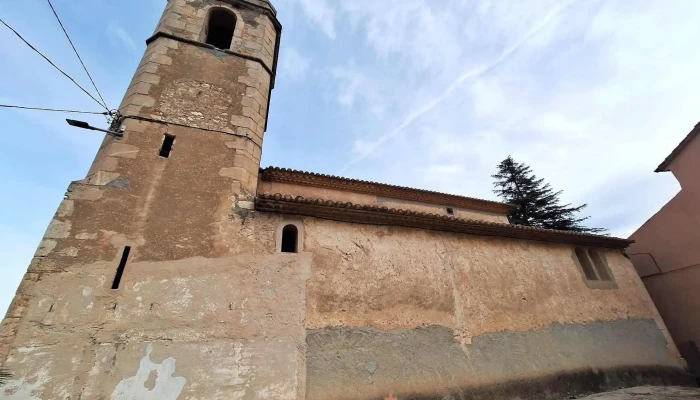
[[159, 134, 176, 158], [446, 207, 454, 215], [281, 225, 299, 253], [575, 247, 598, 281], [205, 8, 236, 50], [112, 247, 131, 290]]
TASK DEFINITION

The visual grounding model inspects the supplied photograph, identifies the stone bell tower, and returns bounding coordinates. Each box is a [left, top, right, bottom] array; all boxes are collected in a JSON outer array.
[[0, 1, 297, 399]]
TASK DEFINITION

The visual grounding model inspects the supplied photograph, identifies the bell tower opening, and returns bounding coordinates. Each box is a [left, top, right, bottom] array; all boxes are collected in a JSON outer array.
[[205, 8, 236, 50]]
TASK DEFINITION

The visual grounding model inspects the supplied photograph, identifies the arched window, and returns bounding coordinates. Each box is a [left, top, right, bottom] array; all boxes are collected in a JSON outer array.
[[204, 8, 236, 50], [281, 225, 299, 253], [575, 247, 598, 281]]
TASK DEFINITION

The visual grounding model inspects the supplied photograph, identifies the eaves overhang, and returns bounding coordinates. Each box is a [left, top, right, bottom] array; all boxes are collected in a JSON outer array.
[[255, 193, 634, 249]]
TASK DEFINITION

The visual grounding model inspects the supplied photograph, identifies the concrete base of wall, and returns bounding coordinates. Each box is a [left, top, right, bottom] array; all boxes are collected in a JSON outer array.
[[306, 319, 693, 400]]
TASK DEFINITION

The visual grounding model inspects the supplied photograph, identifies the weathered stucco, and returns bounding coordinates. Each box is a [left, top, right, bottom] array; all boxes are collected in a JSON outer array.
[[0, 0, 691, 399], [303, 220, 663, 337], [306, 320, 682, 400]]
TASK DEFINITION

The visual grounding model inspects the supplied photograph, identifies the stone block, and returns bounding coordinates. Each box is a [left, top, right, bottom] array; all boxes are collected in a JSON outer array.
[[56, 200, 74, 218], [238, 76, 260, 89], [125, 94, 156, 108], [240, 96, 260, 112], [126, 82, 152, 97], [185, 23, 200, 34], [134, 72, 161, 85], [87, 171, 121, 186], [35, 240, 57, 257], [165, 18, 186, 30], [107, 143, 140, 159], [45, 220, 71, 240], [231, 115, 253, 129], [67, 185, 104, 201]]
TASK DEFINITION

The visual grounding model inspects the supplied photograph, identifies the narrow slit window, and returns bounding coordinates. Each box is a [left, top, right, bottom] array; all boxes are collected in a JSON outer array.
[[281, 225, 299, 253], [205, 8, 236, 50], [159, 134, 175, 158], [112, 246, 131, 290], [575, 247, 598, 281], [588, 249, 612, 281], [446, 207, 454, 215]]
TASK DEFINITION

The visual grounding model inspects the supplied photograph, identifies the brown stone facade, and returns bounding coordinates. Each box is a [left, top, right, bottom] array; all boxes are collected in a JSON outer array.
[[629, 121, 700, 378], [0, 1, 692, 399]]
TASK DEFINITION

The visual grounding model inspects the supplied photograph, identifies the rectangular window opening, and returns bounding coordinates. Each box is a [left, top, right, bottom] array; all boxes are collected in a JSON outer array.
[[575, 247, 599, 281], [159, 134, 176, 158], [112, 246, 131, 290], [589, 249, 612, 281]]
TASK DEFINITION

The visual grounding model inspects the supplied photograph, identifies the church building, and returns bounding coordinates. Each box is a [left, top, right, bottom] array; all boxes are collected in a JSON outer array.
[[0, 0, 692, 399]]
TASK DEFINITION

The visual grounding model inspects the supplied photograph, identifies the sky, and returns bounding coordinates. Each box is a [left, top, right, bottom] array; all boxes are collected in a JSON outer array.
[[0, 0, 698, 316]]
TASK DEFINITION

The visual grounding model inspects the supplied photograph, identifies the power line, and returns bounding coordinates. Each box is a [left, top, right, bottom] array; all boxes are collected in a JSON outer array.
[[0, 104, 109, 115], [0, 17, 108, 111], [46, 0, 109, 110]]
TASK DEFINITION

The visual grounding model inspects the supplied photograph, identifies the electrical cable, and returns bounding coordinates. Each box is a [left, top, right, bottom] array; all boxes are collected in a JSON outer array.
[[0, 104, 109, 115], [0, 17, 108, 111], [46, 0, 109, 111], [119, 115, 262, 149]]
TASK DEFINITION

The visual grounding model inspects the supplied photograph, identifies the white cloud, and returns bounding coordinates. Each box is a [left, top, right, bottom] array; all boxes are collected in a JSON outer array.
[[278, 0, 337, 38], [338, 0, 578, 173], [280, 47, 310, 80], [328, 66, 386, 116], [324, 0, 700, 236], [107, 22, 138, 51]]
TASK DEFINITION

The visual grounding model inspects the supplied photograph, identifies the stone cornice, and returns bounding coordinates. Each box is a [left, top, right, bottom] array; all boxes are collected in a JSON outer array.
[[259, 167, 516, 214], [146, 32, 274, 77], [255, 193, 634, 249]]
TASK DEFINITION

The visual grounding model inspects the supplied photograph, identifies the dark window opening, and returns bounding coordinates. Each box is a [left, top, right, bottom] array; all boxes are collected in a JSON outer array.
[[205, 8, 236, 50], [159, 134, 175, 158], [446, 207, 454, 215], [281, 225, 299, 253], [575, 247, 598, 281], [588, 249, 612, 281], [112, 246, 131, 290]]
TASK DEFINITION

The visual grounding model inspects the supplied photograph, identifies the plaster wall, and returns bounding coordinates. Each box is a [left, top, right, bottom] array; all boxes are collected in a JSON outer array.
[[257, 181, 509, 223], [628, 132, 700, 375], [643, 267, 700, 377]]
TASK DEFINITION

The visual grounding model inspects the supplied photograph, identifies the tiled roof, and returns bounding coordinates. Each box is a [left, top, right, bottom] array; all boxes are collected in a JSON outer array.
[[656, 121, 700, 172], [255, 193, 633, 249], [259, 167, 516, 214]]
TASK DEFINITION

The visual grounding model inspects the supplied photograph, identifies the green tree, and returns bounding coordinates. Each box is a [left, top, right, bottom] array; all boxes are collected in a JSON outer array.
[[492, 156, 607, 234]]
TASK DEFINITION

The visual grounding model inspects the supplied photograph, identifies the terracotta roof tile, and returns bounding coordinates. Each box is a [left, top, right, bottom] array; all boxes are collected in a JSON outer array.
[[260, 167, 516, 214], [255, 193, 633, 249]]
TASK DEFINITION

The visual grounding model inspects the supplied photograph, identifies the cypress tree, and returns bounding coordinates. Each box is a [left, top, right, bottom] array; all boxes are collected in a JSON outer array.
[[492, 156, 607, 234]]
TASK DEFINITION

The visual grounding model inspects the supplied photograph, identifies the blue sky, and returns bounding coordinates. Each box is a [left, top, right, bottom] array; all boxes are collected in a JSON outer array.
[[1, 0, 698, 316]]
